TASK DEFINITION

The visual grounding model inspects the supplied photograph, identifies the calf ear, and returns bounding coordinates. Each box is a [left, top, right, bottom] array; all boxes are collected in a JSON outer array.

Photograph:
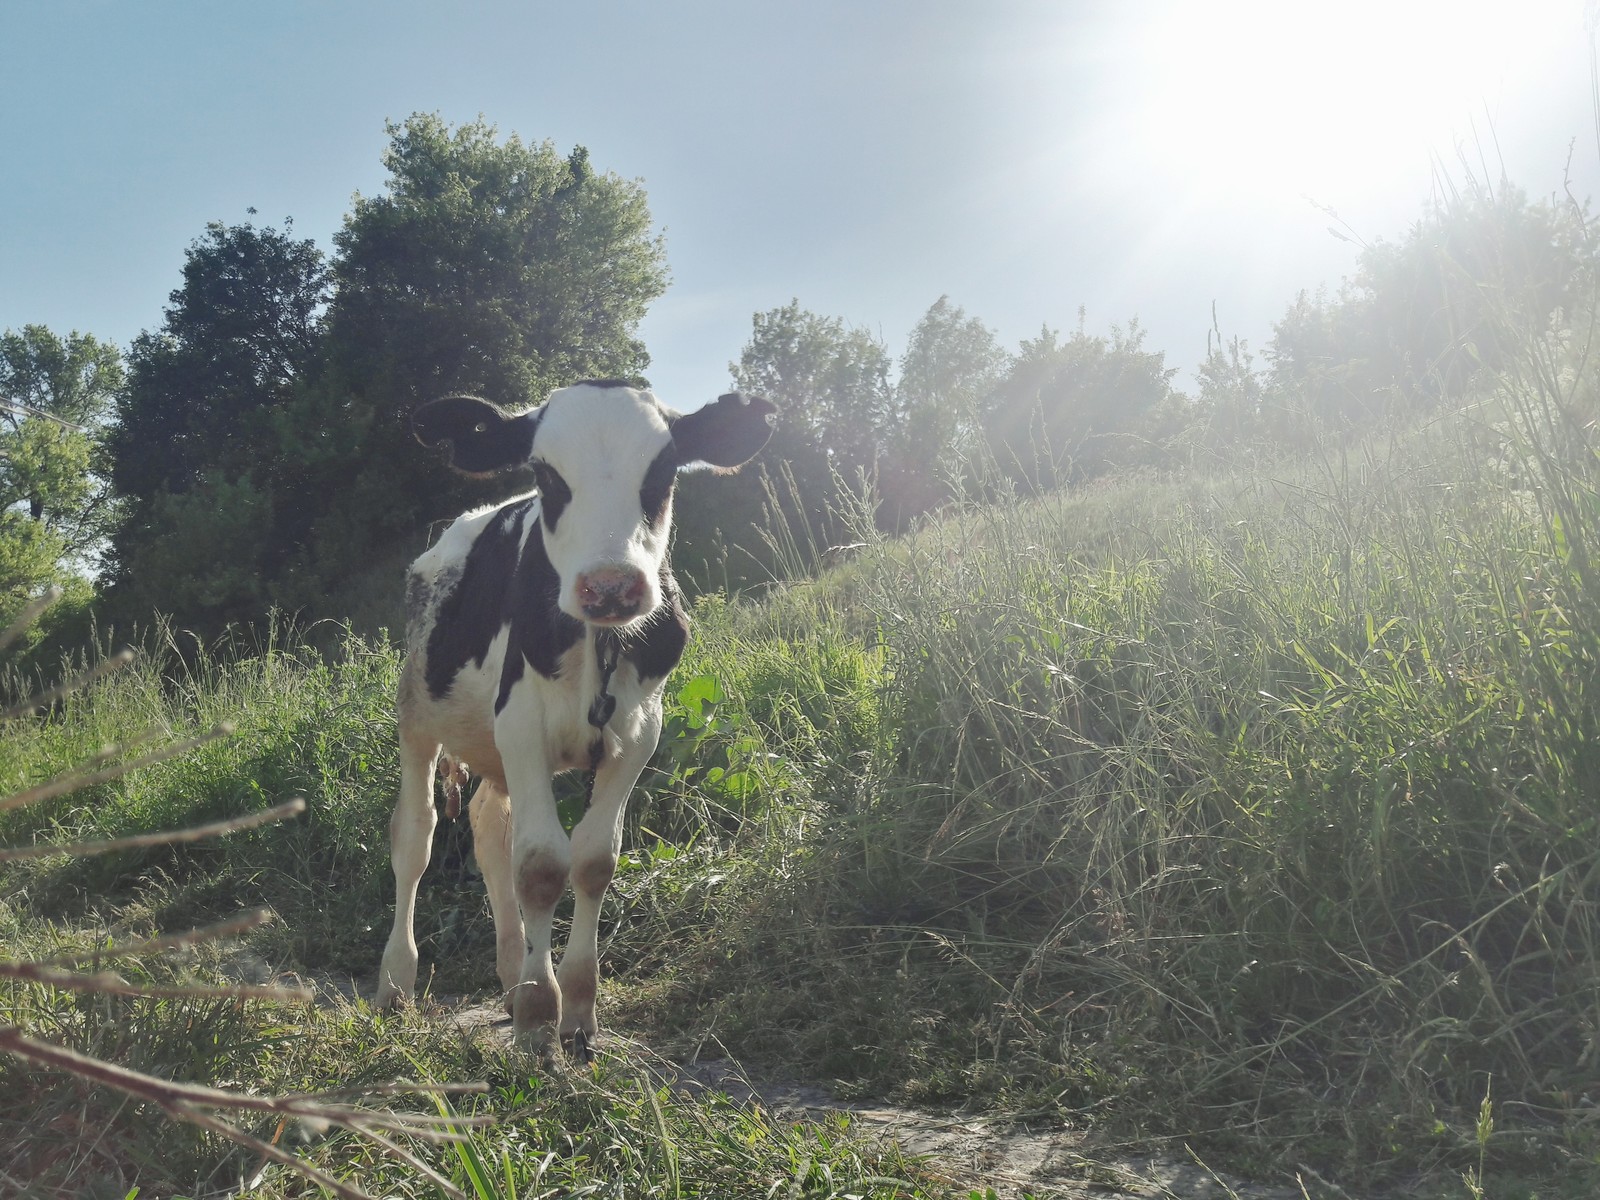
[[412, 396, 539, 475], [670, 392, 778, 471]]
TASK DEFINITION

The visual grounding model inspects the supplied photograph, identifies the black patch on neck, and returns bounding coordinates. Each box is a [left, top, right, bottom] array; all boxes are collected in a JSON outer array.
[[639, 443, 677, 529], [496, 522, 586, 714], [424, 497, 536, 699], [622, 567, 690, 684]]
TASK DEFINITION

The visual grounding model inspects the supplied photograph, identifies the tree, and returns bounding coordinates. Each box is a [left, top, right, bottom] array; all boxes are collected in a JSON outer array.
[[729, 300, 892, 485], [109, 217, 329, 503], [327, 117, 665, 410], [0, 326, 123, 618], [1267, 182, 1594, 433], [103, 115, 669, 637], [673, 302, 890, 590], [1185, 310, 1273, 463], [102, 217, 331, 629], [883, 296, 1007, 523], [986, 315, 1176, 491]]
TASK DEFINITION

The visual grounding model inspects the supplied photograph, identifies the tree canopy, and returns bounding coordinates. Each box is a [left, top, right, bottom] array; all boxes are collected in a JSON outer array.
[[102, 115, 668, 636], [0, 326, 123, 621], [985, 317, 1177, 491], [26, 136, 1588, 640]]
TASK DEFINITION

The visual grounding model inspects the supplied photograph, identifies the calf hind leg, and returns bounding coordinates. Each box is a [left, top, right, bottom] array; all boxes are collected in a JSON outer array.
[[468, 780, 523, 998], [375, 734, 442, 1008]]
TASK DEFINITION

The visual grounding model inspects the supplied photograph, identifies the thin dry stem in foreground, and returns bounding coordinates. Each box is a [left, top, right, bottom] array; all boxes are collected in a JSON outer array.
[[0, 721, 237, 815], [0, 1029, 490, 1200], [0, 796, 305, 860], [0, 595, 490, 1198]]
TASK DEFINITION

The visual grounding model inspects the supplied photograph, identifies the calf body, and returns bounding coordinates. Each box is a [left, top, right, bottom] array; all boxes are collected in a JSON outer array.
[[375, 381, 775, 1052]]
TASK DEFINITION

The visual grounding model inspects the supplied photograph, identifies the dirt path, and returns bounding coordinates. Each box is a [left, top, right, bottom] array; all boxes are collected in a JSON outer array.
[[445, 1000, 1327, 1200]]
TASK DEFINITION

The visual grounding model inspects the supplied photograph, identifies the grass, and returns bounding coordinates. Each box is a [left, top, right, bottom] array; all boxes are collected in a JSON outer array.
[[5, 304, 1600, 1195], [621, 334, 1600, 1192], [0, 903, 937, 1197]]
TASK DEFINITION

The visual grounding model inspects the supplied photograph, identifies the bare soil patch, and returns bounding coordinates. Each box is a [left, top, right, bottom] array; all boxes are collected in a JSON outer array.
[[445, 999, 1338, 1200]]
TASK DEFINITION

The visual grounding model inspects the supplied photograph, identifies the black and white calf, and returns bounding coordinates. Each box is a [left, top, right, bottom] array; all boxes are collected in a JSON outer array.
[[375, 380, 776, 1053]]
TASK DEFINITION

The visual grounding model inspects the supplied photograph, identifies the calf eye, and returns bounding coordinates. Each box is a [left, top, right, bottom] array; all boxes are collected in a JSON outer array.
[[532, 461, 572, 531]]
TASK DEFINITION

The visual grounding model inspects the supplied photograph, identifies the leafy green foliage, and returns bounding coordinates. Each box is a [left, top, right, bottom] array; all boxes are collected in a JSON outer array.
[[0, 325, 123, 622], [674, 300, 892, 594], [103, 216, 332, 630], [103, 116, 669, 639], [984, 314, 1178, 490], [107, 217, 329, 504], [329, 119, 664, 412], [882, 296, 1008, 526], [1259, 182, 1595, 445], [730, 300, 894, 479]]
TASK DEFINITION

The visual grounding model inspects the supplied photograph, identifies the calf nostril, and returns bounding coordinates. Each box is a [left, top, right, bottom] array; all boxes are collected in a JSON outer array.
[[576, 568, 648, 616]]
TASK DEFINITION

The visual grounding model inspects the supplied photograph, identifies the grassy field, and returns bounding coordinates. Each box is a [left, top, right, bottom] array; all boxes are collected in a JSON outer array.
[[3, 325, 1600, 1196]]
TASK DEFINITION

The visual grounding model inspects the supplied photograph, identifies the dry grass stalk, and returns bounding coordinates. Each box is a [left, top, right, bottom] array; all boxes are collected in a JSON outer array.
[[0, 796, 305, 861], [0, 722, 237, 815], [0, 592, 489, 1197]]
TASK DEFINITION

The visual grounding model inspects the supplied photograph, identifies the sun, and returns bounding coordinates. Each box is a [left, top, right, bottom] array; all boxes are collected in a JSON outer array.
[[1123, 0, 1581, 208]]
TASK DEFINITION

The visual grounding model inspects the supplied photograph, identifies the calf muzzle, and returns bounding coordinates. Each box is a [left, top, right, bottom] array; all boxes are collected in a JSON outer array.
[[575, 566, 647, 623]]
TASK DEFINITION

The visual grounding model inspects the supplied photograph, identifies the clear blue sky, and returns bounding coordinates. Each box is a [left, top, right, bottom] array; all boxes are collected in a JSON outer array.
[[2, 1, 1595, 409]]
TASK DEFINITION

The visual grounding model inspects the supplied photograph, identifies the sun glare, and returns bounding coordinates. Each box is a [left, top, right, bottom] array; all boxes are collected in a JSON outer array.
[[1128, 0, 1579, 206]]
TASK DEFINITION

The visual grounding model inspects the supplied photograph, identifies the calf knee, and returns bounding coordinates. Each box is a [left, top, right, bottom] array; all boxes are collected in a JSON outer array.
[[571, 854, 616, 901], [515, 848, 570, 913]]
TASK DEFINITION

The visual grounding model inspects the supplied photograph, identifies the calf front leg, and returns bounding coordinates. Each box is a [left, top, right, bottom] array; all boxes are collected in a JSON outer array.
[[558, 701, 663, 1049], [496, 699, 571, 1053], [375, 733, 443, 1008]]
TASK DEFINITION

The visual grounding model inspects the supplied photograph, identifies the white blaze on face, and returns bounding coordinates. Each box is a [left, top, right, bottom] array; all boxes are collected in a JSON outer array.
[[530, 384, 674, 625]]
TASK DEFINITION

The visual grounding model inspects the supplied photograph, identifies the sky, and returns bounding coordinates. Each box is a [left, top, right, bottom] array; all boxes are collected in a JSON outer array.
[[2, 1, 1597, 410]]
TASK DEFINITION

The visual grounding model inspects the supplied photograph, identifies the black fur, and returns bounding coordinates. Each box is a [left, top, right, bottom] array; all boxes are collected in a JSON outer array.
[[413, 396, 539, 475], [496, 523, 586, 714], [669, 392, 778, 469], [533, 461, 572, 532], [573, 377, 652, 390], [623, 568, 690, 683], [425, 498, 536, 699], [639, 444, 676, 528]]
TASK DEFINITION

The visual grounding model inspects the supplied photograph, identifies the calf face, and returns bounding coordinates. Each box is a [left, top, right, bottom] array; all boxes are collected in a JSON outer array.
[[377, 380, 776, 1055], [412, 382, 775, 627]]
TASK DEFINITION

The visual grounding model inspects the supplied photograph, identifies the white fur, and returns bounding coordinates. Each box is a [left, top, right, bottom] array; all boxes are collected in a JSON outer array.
[[375, 384, 683, 1052]]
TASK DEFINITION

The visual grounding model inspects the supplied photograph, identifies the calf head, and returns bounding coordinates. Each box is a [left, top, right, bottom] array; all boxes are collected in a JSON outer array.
[[414, 380, 776, 626]]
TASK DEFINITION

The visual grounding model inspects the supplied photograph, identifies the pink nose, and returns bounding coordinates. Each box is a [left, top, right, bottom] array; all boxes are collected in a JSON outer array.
[[575, 567, 647, 621]]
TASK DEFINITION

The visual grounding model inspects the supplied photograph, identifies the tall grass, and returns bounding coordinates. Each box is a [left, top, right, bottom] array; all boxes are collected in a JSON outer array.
[[0, 619, 945, 1196], [631, 303, 1600, 1191], [7, 246, 1600, 1191]]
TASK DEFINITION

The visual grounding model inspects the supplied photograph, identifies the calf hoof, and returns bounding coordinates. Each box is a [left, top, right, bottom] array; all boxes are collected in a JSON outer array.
[[373, 981, 410, 1011], [568, 1028, 593, 1065], [513, 1022, 563, 1069]]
